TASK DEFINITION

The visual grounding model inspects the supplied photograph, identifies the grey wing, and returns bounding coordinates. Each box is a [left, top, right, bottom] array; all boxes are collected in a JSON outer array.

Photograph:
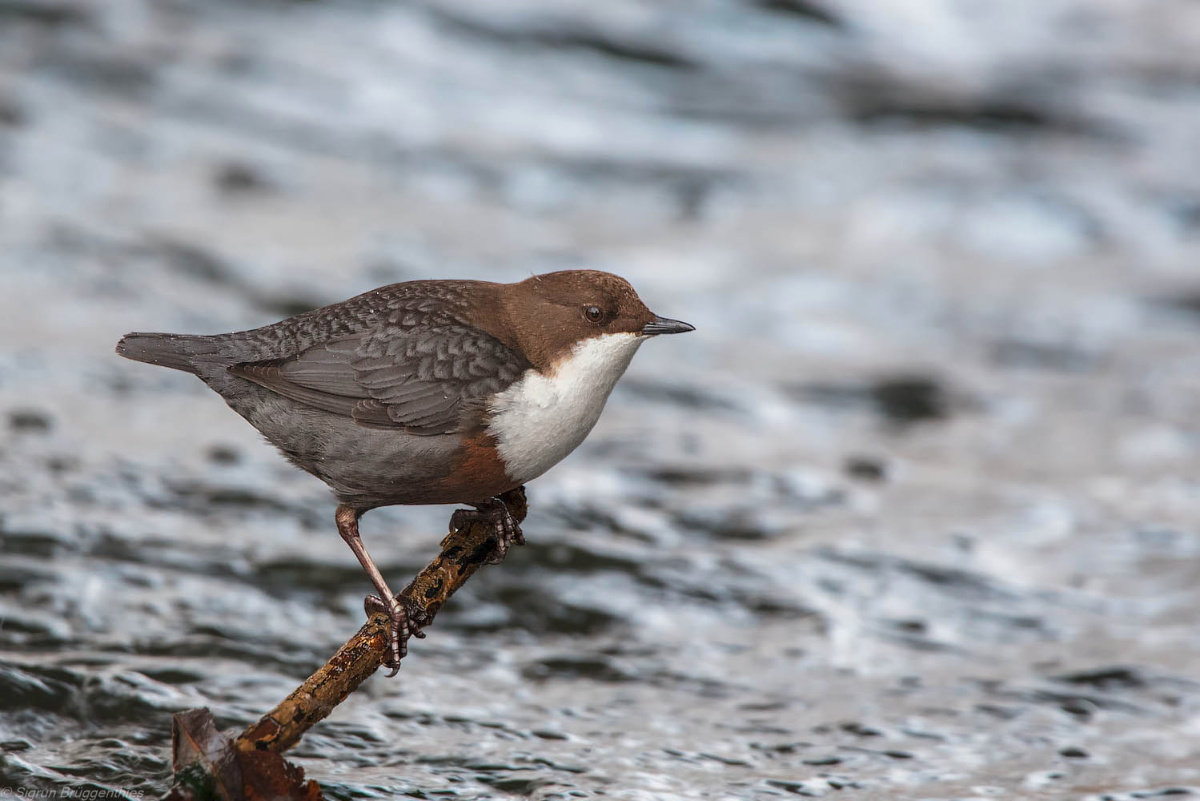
[[229, 325, 530, 435]]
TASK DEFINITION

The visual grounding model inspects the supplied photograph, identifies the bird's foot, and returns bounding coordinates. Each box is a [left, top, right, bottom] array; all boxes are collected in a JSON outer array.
[[364, 594, 429, 676], [451, 496, 525, 565]]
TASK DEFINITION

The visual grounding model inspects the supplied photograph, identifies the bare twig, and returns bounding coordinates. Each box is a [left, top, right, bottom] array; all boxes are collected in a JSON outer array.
[[235, 486, 528, 755]]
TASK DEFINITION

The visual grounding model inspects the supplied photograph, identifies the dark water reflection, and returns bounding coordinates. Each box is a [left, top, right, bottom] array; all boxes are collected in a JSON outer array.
[[3, 0, 1200, 798]]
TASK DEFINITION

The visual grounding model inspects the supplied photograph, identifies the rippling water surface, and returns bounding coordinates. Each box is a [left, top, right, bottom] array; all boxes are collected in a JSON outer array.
[[3, 1, 1200, 798]]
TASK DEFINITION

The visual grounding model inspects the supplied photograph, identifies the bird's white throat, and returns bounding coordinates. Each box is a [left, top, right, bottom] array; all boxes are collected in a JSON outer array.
[[487, 332, 645, 483]]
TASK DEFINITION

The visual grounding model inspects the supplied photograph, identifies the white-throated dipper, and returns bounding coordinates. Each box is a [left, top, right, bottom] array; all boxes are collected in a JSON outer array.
[[116, 270, 693, 673]]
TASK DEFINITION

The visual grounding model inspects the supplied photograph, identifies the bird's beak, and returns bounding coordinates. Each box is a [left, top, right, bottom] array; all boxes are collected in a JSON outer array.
[[642, 315, 695, 336]]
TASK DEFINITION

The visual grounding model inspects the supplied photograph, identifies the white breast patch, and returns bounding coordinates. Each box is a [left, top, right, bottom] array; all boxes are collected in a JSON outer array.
[[487, 332, 645, 484]]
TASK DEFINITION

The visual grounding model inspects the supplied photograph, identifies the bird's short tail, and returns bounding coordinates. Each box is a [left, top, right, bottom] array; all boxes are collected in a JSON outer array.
[[116, 332, 219, 374]]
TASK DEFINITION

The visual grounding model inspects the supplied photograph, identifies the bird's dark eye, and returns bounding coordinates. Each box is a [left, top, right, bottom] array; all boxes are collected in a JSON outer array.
[[584, 306, 604, 323]]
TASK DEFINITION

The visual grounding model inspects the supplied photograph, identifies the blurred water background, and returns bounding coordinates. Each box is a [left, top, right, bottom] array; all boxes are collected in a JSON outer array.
[[3, 0, 1200, 798]]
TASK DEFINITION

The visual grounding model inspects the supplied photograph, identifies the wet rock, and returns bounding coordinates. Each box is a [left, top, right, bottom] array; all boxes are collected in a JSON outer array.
[[843, 455, 887, 482], [1051, 666, 1149, 691], [205, 444, 241, 465], [839, 722, 882, 738], [790, 374, 953, 426], [213, 161, 276, 196], [9, 408, 52, 433], [869, 376, 950, 425], [530, 729, 568, 741]]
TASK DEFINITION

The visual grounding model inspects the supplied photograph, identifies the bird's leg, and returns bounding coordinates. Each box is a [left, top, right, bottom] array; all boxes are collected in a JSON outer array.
[[335, 504, 427, 676], [450, 489, 526, 565]]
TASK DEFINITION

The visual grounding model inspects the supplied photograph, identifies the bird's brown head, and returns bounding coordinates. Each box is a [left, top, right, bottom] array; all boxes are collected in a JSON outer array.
[[499, 270, 693, 370]]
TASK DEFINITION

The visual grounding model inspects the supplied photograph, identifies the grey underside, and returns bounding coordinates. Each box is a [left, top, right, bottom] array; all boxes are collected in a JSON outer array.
[[205, 374, 469, 508], [117, 283, 529, 509]]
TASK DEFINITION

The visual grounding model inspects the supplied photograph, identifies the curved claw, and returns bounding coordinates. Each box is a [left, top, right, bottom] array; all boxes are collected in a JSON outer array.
[[364, 594, 427, 675], [454, 497, 525, 564]]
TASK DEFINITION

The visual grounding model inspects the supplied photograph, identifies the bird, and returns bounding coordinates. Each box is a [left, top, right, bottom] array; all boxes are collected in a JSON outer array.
[[116, 270, 694, 673]]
